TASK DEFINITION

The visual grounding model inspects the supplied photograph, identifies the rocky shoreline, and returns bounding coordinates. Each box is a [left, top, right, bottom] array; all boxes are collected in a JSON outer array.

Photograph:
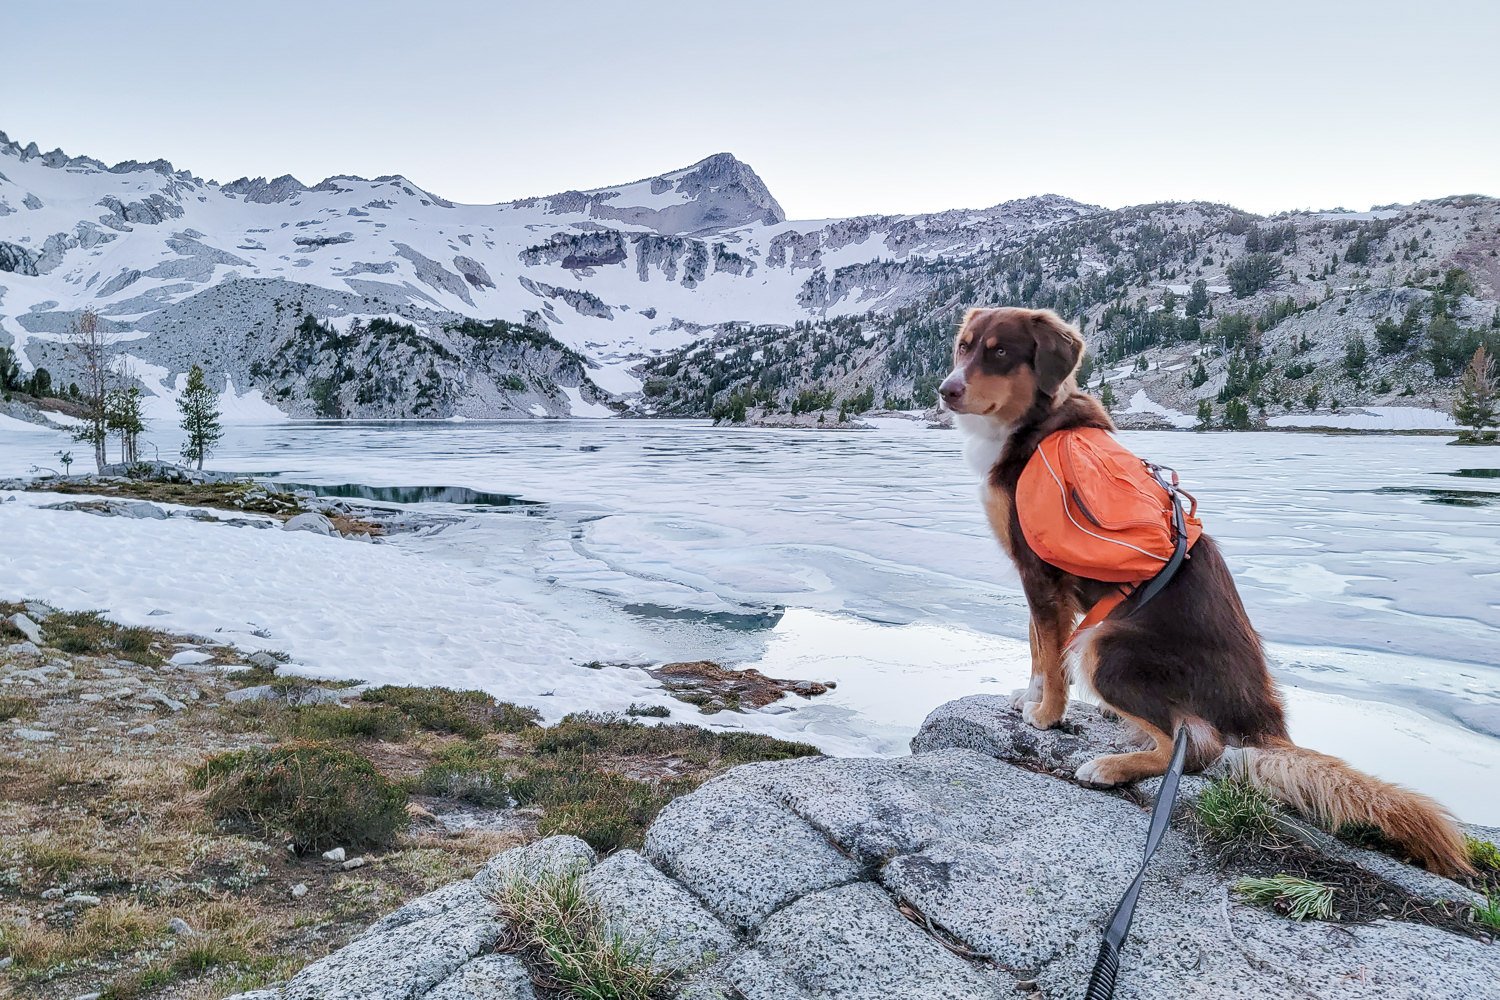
[[215, 699, 1499, 1000]]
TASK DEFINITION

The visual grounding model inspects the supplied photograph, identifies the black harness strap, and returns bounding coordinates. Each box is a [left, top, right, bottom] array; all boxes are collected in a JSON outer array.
[[1130, 464, 1190, 610], [1083, 725, 1191, 1000]]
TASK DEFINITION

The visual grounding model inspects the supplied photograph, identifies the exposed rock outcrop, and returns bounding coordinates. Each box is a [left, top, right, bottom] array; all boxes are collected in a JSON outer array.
[[227, 696, 1498, 1000]]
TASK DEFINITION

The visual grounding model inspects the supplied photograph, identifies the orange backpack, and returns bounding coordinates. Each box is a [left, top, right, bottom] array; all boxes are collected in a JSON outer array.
[[1017, 427, 1203, 638]]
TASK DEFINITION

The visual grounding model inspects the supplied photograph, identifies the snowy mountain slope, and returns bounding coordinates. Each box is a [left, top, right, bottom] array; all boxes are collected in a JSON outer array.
[[646, 196, 1500, 427], [0, 130, 1093, 417]]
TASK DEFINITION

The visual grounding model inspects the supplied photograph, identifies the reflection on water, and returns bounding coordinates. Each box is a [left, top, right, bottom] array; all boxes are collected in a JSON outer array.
[[1447, 468, 1500, 479], [281, 482, 539, 507], [620, 602, 785, 631], [1375, 486, 1500, 507]]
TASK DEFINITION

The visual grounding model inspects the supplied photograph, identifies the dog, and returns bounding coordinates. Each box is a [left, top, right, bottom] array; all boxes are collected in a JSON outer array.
[[940, 305, 1471, 876]]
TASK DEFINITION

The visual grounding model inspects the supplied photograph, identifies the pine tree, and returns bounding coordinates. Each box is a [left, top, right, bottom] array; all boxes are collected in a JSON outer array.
[[1188, 280, 1212, 319], [105, 384, 146, 464], [1222, 398, 1251, 429], [1343, 336, 1369, 378], [1453, 345, 1497, 441], [1098, 381, 1116, 411], [1195, 399, 1213, 431], [0, 346, 19, 391], [178, 364, 223, 470]]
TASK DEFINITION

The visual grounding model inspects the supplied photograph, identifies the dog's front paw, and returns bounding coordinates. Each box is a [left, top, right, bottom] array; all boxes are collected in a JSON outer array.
[[1010, 680, 1041, 710], [1021, 700, 1065, 730], [1075, 756, 1127, 788]]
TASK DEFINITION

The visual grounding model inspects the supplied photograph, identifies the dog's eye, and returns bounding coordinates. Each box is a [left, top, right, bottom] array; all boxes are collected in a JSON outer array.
[[989, 344, 1006, 356]]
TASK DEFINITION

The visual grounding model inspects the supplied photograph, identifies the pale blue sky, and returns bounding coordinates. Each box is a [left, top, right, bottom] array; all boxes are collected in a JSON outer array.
[[4, 1, 1496, 218]]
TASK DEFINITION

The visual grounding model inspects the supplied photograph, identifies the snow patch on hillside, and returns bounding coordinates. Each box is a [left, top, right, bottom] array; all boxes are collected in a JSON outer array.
[[1124, 389, 1196, 428], [1267, 406, 1456, 430]]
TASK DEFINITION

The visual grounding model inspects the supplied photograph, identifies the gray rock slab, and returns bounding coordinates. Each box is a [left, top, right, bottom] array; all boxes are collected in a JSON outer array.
[[283, 511, 337, 536], [583, 849, 737, 973], [679, 950, 813, 1000], [361, 878, 490, 939], [734, 749, 1089, 865], [423, 953, 535, 1000], [643, 773, 862, 934], [470, 835, 595, 897], [281, 888, 501, 1000], [752, 881, 1010, 1000], [882, 813, 1172, 969], [7, 613, 43, 644], [224, 683, 343, 706], [912, 694, 1134, 775]]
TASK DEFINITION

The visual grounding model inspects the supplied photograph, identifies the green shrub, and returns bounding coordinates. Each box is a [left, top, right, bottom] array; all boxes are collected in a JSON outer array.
[[625, 703, 671, 719], [276, 704, 409, 742], [417, 741, 686, 852], [510, 754, 685, 852], [416, 742, 513, 807], [42, 610, 162, 665], [191, 743, 407, 852], [361, 685, 540, 737], [0, 695, 35, 721], [528, 712, 820, 766], [494, 702, 545, 733]]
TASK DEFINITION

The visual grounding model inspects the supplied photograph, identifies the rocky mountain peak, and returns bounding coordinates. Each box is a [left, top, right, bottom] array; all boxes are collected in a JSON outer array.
[[664, 151, 785, 228]]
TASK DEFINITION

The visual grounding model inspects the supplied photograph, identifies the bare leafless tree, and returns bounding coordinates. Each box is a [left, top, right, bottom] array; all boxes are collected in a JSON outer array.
[[68, 308, 109, 472]]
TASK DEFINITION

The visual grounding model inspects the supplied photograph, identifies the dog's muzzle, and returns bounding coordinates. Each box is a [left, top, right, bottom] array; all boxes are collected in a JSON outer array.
[[939, 371, 966, 410]]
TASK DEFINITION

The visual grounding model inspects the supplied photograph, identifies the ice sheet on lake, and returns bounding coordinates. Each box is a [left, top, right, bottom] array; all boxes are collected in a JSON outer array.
[[1, 419, 1497, 820]]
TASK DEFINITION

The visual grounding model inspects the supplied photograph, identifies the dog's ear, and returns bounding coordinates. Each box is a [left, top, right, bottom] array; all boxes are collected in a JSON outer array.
[[1029, 310, 1084, 396]]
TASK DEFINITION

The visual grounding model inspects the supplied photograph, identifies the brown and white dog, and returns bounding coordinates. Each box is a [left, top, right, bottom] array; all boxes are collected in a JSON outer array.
[[941, 306, 1471, 875]]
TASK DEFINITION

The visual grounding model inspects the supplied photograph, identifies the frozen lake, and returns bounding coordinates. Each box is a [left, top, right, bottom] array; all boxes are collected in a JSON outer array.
[[3, 417, 1498, 821]]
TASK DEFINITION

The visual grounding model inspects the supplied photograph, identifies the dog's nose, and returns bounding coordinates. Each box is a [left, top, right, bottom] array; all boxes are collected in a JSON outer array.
[[939, 374, 965, 405]]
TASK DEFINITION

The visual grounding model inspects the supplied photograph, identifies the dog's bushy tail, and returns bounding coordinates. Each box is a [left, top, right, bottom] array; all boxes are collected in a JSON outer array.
[[1241, 737, 1472, 877]]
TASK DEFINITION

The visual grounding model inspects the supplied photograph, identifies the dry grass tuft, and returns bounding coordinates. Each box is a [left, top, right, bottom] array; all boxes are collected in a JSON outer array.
[[494, 864, 677, 1000]]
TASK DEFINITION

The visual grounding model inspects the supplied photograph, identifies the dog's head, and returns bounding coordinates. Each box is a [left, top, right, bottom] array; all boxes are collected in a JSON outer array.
[[939, 307, 1084, 421]]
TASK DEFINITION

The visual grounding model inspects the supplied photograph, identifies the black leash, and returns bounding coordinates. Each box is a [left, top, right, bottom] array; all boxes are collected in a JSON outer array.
[[1083, 725, 1190, 1000]]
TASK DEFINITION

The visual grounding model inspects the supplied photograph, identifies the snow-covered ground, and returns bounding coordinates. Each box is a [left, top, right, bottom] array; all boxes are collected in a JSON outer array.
[[1123, 389, 1197, 428], [2, 419, 1497, 820], [1267, 406, 1458, 431]]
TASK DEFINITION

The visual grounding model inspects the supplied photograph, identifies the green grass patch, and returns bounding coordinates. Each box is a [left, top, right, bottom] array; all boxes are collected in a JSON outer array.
[[40, 610, 163, 665], [361, 685, 541, 737], [417, 713, 820, 853], [495, 864, 676, 1000], [274, 703, 409, 742], [514, 755, 688, 854], [0, 695, 35, 721], [1473, 894, 1500, 932], [99, 938, 251, 1000], [1195, 777, 1284, 845], [1466, 835, 1500, 873], [191, 743, 408, 852], [1234, 874, 1336, 920]]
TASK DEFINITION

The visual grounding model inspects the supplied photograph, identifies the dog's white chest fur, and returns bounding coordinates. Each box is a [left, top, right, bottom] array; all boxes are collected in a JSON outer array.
[[955, 412, 1012, 481]]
